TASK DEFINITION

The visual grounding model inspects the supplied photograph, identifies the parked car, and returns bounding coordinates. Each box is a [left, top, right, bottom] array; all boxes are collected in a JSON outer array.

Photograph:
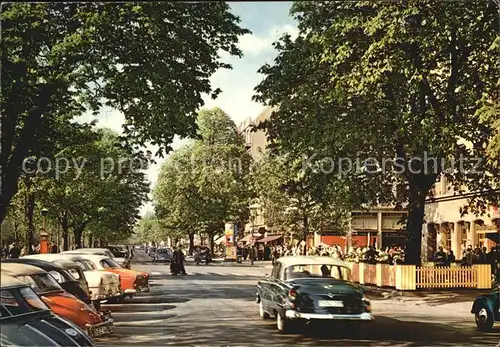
[[70, 254, 149, 300], [107, 245, 128, 259], [1, 262, 114, 338], [63, 248, 130, 269], [3, 258, 92, 306], [153, 248, 171, 262], [471, 285, 500, 331], [0, 273, 96, 346], [23, 253, 122, 307], [256, 256, 373, 334]]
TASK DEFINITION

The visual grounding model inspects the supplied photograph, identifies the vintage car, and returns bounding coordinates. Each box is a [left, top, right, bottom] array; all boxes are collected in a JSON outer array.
[[0, 273, 96, 346], [3, 258, 92, 306], [471, 285, 500, 331], [63, 248, 130, 269], [23, 253, 122, 305], [153, 248, 172, 262], [0, 262, 114, 338], [256, 256, 373, 333], [71, 254, 149, 299]]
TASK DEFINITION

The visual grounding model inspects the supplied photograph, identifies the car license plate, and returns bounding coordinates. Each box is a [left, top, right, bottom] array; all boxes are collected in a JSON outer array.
[[318, 300, 344, 307]]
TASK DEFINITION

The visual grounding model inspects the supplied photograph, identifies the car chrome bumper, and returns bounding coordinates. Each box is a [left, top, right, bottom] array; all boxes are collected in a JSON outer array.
[[285, 310, 373, 321], [86, 318, 114, 338]]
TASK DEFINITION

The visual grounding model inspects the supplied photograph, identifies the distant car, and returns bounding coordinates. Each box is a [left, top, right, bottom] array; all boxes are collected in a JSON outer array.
[[71, 254, 149, 300], [63, 248, 130, 269], [23, 253, 122, 306], [153, 248, 171, 262], [0, 273, 96, 346], [256, 256, 373, 334], [471, 285, 500, 331], [1, 262, 114, 338]]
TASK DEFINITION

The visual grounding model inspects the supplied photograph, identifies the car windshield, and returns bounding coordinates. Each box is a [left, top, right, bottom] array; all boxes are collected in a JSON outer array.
[[0, 286, 50, 318], [157, 249, 167, 254], [17, 273, 63, 294], [100, 258, 122, 269], [284, 264, 352, 281], [66, 267, 82, 280]]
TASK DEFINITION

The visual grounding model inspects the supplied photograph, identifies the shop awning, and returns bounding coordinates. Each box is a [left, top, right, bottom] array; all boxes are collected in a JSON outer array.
[[215, 235, 225, 244], [239, 234, 262, 243], [256, 234, 283, 243]]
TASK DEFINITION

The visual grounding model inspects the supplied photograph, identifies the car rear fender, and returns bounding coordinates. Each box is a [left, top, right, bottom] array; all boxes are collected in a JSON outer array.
[[471, 296, 494, 314]]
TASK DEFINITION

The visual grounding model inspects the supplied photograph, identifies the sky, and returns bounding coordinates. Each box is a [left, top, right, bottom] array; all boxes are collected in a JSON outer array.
[[79, 2, 298, 216]]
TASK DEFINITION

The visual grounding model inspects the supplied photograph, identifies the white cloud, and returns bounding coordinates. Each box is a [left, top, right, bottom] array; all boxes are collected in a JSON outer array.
[[238, 24, 299, 56]]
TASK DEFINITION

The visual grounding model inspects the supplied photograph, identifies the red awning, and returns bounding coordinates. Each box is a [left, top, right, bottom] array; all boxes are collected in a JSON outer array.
[[239, 234, 262, 243], [256, 234, 283, 243]]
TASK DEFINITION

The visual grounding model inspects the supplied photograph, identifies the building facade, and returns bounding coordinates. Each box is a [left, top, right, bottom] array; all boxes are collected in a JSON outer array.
[[238, 107, 408, 248], [422, 175, 500, 260]]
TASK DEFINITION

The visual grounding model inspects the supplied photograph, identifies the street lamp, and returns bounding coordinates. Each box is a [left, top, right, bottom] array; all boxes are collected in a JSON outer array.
[[249, 203, 261, 266], [40, 208, 49, 254]]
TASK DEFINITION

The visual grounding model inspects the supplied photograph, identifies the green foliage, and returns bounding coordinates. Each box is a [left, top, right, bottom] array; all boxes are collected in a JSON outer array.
[[254, 1, 499, 264], [153, 108, 253, 247], [1, 2, 250, 222], [37, 128, 149, 249], [252, 151, 351, 240]]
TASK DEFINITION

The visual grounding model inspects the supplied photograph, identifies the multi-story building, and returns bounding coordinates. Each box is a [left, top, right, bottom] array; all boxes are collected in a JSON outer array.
[[422, 175, 499, 260], [238, 106, 408, 249]]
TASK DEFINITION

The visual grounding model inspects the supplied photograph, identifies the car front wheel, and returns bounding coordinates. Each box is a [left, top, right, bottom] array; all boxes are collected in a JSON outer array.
[[259, 301, 270, 319], [475, 307, 494, 331]]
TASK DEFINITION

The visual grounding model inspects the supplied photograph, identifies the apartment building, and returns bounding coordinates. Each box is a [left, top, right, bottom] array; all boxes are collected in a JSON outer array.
[[238, 107, 408, 248], [422, 176, 500, 260]]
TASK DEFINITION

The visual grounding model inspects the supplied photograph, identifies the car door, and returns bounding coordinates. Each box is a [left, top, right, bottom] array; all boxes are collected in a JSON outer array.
[[260, 262, 280, 309], [263, 263, 283, 312]]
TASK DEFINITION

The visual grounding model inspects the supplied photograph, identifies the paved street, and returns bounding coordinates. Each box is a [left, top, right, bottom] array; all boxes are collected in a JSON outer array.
[[96, 252, 500, 346]]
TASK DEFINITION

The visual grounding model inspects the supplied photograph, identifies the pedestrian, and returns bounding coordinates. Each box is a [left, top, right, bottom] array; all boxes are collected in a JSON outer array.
[[51, 243, 58, 254]]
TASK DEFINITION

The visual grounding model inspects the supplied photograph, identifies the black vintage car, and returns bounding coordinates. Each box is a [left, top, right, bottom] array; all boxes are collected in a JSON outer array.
[[256, 256, 373, 334], [471, 285, 500, 331], [3, 258, 91, 306], [0, 273, 96, 346]]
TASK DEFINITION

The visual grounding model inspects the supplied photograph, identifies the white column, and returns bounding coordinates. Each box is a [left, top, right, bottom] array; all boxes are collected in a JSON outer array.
[[469, 222, 477, 248], [377, 212, 383, 248], [452, 222, 461, 258], [314, 231, 321, 247]]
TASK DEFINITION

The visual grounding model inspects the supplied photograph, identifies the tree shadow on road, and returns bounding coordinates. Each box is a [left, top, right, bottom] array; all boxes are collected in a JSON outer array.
[[98, 315, 500, 346]]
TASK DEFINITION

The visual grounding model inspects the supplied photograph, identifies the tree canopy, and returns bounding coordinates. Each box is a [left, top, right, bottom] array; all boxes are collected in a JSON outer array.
[[153, 108, 253, 252], [1, 2, 250, 222], [254, 1, 500, 264]]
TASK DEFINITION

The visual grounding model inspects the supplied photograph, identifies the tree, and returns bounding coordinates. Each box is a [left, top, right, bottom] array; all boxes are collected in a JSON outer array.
[[254, 1, 499, 264], [252, 151, 352, 245], [154, 108, 253, 253], [39, 128, 149, 249], [1, 2, 250, 222]]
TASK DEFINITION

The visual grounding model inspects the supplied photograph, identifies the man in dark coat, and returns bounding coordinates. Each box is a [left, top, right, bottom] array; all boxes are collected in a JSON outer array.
[[171, 246, 187, 275]]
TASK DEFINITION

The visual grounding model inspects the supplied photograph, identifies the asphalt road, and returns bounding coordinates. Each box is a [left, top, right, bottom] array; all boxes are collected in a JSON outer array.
[[96, 251, 500, 346]]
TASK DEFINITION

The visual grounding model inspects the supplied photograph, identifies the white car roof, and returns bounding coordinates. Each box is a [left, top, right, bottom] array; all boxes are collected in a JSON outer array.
[[276, 256, 348, 268], [59, 253, 111, 262], [62, 248, 109, 254]]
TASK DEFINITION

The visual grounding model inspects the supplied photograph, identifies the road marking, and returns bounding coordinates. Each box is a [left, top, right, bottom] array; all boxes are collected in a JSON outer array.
[[151, 272, 162, 275]]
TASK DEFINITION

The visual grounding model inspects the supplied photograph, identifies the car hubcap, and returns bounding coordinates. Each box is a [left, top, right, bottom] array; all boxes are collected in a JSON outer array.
[[476, 308, 487, 324]]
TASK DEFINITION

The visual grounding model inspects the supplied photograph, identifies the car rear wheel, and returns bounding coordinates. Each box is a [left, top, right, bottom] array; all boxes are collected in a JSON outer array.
[[259, 301, 270, 319], [276, 313, 293, 334], [475, 307, 494, 331]]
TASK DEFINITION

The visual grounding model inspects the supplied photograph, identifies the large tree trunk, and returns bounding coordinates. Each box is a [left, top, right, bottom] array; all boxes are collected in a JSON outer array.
[[404, 176, 436, 265], [62, 225, 69, 251], [209, 232, 215, 255], [73, 223, 87, 248], [24, 183, 35, 255], [302, 213, 309, 255], [188, 232, 195, 255]]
